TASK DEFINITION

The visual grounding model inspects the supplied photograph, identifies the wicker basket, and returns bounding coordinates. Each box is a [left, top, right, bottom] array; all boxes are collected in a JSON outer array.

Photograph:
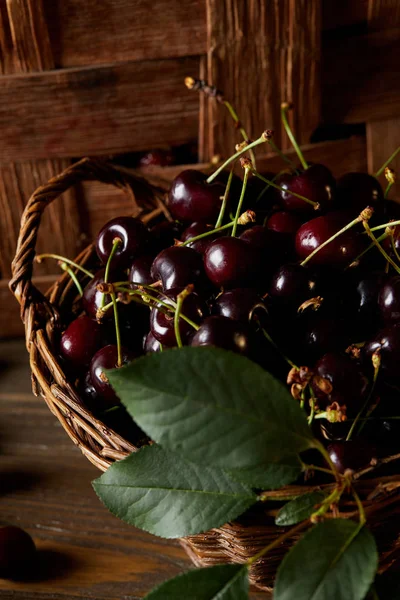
[[9, 158, 400, 591]]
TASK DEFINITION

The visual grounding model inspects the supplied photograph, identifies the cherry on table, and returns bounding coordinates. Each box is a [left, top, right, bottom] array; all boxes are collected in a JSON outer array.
[[274, 163, 336, 214], [90, 345, 136, 406], [60, 316, 104, 369], [151, 245, 206, 291], [150, 287, 207, 347], [190, 315, 253, 357], [0, 526, 36, 579], [204, 236, 261, 289], [168, 169, 225, 223], [96, 216, 149, 269]]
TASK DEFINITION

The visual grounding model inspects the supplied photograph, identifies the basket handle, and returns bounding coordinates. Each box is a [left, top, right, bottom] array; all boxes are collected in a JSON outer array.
[[9, 157, 157, 336]]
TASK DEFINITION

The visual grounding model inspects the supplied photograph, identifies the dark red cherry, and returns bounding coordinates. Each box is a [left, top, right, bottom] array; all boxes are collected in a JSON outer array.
[[312, 352, 368, 417], [149, 220, 183, 254], [364, 324, 400, 379], [129, 255, 155, 289], [266, 211, 303, 235], [139, 148, 175, 167], [204, 236, 261, 289], [327, 441, 377, 474], [213, 288, 266, 324], [168, 170, 225, 223], [80, 371, 100, 410], [151, 246, 206, 291], [295, 315, 350, 364], [60, 316, 104, 369], [181, 222, 220, 254], [337, 172, 383, 215], [0, 526, 36, 578], [269, 264, 318, 308], [274, 164, 336, 214], [295, 212, 365, 267], [191, 315, 252, 357], [150, 287, 207, 347], [96, 216, 149, 269], [348, 271, 387, 336], [90, 345, 136, 406], [143, 331, 164, 353], [82, 269, 126, 320], [379, 276, 400, 324]]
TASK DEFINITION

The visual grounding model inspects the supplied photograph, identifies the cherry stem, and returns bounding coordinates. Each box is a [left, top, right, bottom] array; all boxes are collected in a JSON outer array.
[[302, 463, 336, 477], [258, 325, 298, 369], [300, 213, 366, 267], [375, 144, 400, 177], [101, 238, 122, 309], [59, 262, 83, 297], [246, 521, 307, 567], [174, 286, 193, 348], [310, 483, 345, 523], [252, 170, 318, 209], [347, 352, 381, 440], [206, 134, 269, 184], [35, 254, 94, 279], [363, 220, 400, 275], [215, 166, 234, 229], [314, 440, 341, 483], [256, 172, 281, 203], [351, 486, 366, 525], [231, 167, 250, 237], [370, 219, 400, 232], [223, 100, 256, 167], [307, 387, 316, 425], [384, 181, 394, 200], [182, 211, 255, 247], [346, 231, 389, 269], [281, 103, 308, 171], [268, 139, 298, 170], [110, 290, 122, 367]]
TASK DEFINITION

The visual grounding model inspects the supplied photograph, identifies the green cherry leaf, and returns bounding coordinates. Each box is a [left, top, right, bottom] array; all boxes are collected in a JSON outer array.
[[107, 347, 316, 473], [275, 491, 326, 526], [274, 519, 378, 600], [227, 454, 302, 489], [93, 445, 257, 539], [144, 564, 249, 599]]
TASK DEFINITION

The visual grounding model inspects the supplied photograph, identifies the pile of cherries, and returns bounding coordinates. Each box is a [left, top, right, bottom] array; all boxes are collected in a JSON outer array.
[[57, 143, 400, 477]]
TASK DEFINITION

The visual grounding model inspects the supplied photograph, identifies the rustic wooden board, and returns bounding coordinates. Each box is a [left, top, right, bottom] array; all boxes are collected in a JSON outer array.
[[203, 0, 321, 160], [44, 0, 207, 68], [0, 57, 200, 161], [0, 339, 269, 598], [323, 27, 400, 123]]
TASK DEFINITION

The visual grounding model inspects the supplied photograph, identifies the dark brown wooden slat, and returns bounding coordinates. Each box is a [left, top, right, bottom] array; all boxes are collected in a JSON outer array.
[[44, 0, 207, 68], [322, 27, 400, 123], [322, 0, 369, 30], [203, 0, 321, 160], [0, 57, 200, 161]]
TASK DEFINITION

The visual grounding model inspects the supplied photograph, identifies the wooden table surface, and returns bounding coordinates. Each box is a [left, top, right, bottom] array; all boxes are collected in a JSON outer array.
[[0, 339, 269, 599]]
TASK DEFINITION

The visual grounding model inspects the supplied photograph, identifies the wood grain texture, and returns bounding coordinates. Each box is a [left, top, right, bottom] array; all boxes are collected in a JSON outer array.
[[322, 26, 400, 123], [0, 339, 269, 599], [0, 57, 200, 162], [368, 0, 400, 29], [322, 0, 369, 30], [44, 0, 207, 67], [0, 1, 78, 283], [203, 0, 321, 160]]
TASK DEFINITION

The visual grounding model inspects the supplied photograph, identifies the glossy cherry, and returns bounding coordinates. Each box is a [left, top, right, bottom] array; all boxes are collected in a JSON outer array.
[[348, 271, 387, 337], [190, 315, 253, 357], [0, 526, 36, 578], [181, 222, 220, 254], [327, 440, 377, 474], [60, 316, 104, 369], [337, 172, 384, 215], [149, 220, 183, 254], [96, 216, 149, 269], [266, 211, 303, 235], [379, 276, 400, 324], [168, 169, 225, 223], [129, 255, 155, 289], [80, 370, 100, 410], [150, 287, 207, 347], [364, 324, 400, 378], [82, 269, 125, 320], [90, 345, 136, 405], [143, 331, 164, 353], [204, 236, 261, 289], [274, 164, 336, 214], [151, 245, 206, 291], [311, 352, 369, 416], [213, 288, 266, 324], [268, 263, 319, 308], [295, 212, 365, 267], [295, 315, 350, 364]]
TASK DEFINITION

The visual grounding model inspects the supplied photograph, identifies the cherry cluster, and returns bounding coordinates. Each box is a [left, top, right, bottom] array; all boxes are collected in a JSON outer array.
[[53, 123, 400, 476]]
